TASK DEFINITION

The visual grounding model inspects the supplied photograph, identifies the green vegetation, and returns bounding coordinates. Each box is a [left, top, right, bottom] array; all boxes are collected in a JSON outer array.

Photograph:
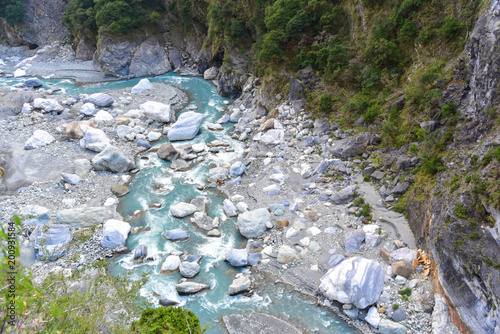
[[454, 203, 468, 219], [0, 0, 23, 25], [398, 287, 412, 297], [353, 197, 372, 218], [132, 307, 207, 334], [392, 304, 400, 310]]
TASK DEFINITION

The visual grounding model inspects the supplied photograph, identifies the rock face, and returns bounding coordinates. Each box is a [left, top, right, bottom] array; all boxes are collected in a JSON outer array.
[[24, 130, 55, 149], [56, 207, 112, 228], [432, 293, 461, 334], [167, 111, 205, 141], [91, 146, 135, 173], [32, 224, 73, 261], [222, 313, 302, 334], [129, 38, 172, 77], [319, 257, 384, 309], [101, 219, 131, 248], [237, 208, 270, 238], [140, 101, 174, 123]]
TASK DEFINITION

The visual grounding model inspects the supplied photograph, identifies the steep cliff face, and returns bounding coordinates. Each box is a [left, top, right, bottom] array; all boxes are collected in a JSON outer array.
[[405, 3, 500, 333]]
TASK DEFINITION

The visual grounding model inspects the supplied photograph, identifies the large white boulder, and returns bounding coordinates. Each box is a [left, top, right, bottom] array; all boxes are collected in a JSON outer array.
[[79, 125, 110, 152], [237, 208, 270, 238], [319, 257, 384, 309], [25, 130, 55, 150], [33, 98, 64, 113], [140, 101, 174, 123], [131, 78, 153, 94], [101, 219, 131, 248], [170, 202, 197, 218], [167, 111, 205, 141]]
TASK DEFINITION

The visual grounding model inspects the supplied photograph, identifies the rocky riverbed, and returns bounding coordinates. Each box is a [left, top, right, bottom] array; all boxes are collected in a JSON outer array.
[[0, 51, 460, 334]]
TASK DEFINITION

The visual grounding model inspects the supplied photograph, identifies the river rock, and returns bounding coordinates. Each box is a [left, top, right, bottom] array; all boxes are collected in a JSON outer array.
[[319, 257, 384, 309], [92, 146, 135, 173], [190, 212, 216, 231], [179, 261, 201, 278], [19, 205, 50, 225], [101, 219, 131, 248], [66, 120, 96, 139], [277, 245, 299, 263], [131, 78, 153, 94], [84, 93, 114, 108], [259, 129, 285, 145], [111, 184, 129, 197], [25, 130, 55, 149], [140, 101, 174, 123], [170, 202, 197, 218], [391, 307, 407, 322], [207, 229, 221, 237], [24, 78, 43, 87], [56, 207, 112, 228], [32, 224, 73, 260], [230, 161, 246, 177], [33, 98, 64, 113], [229, 274, 251, 295], [160, 255, 181, 273], [167, 111, 205, 141], [365, 306, 381, 328], [223, 199, 238, 217], [159, 298, 179, 307], [79, 126, 110, 152], [157, 143, 179, 161], [61, 173, 81, 185], [391, 260, 413, 278], [162, 228, 188, 241], [80, 102, 98, 116], [74, 159, 92, 177], [237, 208, 270, 238], [263, 184, 280, 195], [204, 67, 218, 80], [331, 185, 357, 204], [170, 159, 192, 171], [208, 167, 228, 183], [226, 248, 249, 267], [418, 292, 435, 313], [379, 319, 408, 334], [133, 244, 147, 263], [147, 131, 161, 142], [93, 110, 113, 123], [222, 313, 302, 334], [344, 230, 366, 252], [176, 282, 210, 295], [390, 247, 417, 263]]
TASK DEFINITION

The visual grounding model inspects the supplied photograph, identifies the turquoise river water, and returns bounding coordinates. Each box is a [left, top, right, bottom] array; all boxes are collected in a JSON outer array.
[[3, 73, 359, 333]]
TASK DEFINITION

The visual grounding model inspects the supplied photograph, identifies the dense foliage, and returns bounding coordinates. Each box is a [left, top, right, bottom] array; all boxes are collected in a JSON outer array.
[[0, 0, 23, 25], [132, 307, 206, 334]]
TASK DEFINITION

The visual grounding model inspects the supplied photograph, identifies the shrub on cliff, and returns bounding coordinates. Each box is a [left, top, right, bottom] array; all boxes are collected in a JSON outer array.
[[0, 0, 24, 25]]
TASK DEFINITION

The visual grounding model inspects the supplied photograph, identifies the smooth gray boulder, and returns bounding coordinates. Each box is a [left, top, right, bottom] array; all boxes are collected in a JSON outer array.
[[319, 257, 384, 309], [167, 111, 205, 141], [32, 224, 73, 260], [204, 67, 218, 80], [176, 282, 210, 295], [223, 199, 238, 217], [56, 207, 113, 228], [33, 98, 64, 113], [157, 143, 179, 161], [101, 219, 131, 248], [61, 173, 81, 185], [330, 185, 357, 204], [170, 202, 197, 218], [330, 133, 381, 158], [237, 208, 270, 238], [222, 313, 302, 334], [24, 78, 43, 87], [179, 262, 200, 278], [84, 93, 114, 108], [92, 146, 135, 173], [162, 228, 188, 241]]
